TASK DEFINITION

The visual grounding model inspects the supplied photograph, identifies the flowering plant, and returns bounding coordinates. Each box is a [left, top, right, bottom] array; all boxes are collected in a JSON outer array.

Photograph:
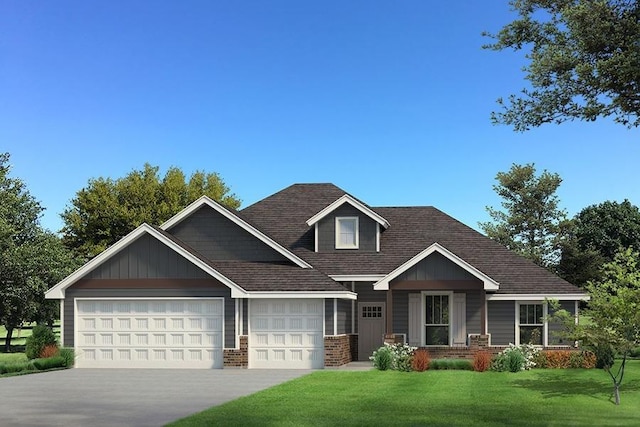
[[491, 343, 539, 372], [370, 342, 417, 372]]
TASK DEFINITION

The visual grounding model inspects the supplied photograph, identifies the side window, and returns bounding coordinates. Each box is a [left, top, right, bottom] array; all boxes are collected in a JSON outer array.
[[335, 217, 359, 249]]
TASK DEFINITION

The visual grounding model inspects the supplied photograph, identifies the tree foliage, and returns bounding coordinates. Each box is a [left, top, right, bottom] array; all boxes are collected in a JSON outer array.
[[558, 200, 640, 286], [480, 163, 568, 267], [558, 248, 640, 405], [61, 163, 241, 259], [485, 0, 640, 130], [0, 153, 78, 351]]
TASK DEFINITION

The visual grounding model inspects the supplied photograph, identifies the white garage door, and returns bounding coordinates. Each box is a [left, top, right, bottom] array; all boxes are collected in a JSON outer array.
[[249, 299, 324, 369], [75, 298, 224, 369]]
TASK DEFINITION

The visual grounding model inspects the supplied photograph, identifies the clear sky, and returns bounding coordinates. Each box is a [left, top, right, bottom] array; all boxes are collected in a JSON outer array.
[[2, 1, 638, 233]]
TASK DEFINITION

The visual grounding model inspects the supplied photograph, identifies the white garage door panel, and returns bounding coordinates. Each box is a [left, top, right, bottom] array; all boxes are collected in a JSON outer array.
[[76, 299, 224, 369], [249, 299, 324, 369]]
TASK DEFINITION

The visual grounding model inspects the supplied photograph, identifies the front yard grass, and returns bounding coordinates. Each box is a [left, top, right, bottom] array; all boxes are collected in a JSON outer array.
[[169, 361, 640, 427]]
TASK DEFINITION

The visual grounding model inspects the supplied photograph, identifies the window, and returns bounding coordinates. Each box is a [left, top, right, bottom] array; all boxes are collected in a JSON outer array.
[[335, 217, 359, 249], [519, 303, 543, 345], [425, 294, 449, 345]]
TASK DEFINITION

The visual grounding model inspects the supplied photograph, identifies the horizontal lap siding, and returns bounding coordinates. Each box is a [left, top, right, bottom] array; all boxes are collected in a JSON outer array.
[[64, 287, 234, 348], [548, 301, 575, 345], [488, 300, 515, 345], [337, 299, 351, 334], [392, 291, 409, 337], [169, 206, 288, 262]]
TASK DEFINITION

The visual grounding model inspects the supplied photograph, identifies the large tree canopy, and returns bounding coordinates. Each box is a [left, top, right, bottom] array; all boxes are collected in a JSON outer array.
[[1, 153, 78, 351], [485, 0, 640, 130], [61, 163, 241, 259], [479, 163, 568, 268], [558, 199, 640, 286]]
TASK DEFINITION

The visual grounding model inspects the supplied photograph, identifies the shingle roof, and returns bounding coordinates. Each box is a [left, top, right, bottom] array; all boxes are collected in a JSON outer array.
[[241, 184, 583, 295]]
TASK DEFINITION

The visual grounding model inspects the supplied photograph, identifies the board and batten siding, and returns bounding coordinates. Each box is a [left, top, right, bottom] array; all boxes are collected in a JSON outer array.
[[87, 234, 210, 280], [317, 204, 377, 252], [392, 252, 478, 282], [487, 300, 515, 345], [168, 206, 289, 262], [64, 286, 236, 349]]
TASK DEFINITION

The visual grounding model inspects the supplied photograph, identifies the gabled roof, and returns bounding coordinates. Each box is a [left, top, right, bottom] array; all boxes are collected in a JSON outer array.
[[372, 242, 500, 291], [306, 194, 390, 229], [45, 224, 248, 299], [161, 196, 312, 269], [242, 184, 586, 296]]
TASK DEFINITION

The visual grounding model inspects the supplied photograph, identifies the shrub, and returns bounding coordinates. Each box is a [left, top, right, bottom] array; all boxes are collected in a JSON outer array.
[[473, 351, 492, 372], [371, 346, 393, 370], [25, 325, 58, 360], [430, 359, 473, 370], [533, 351, 547, 368], [32, 356, 66, 371], [59, 347, 75, 367], [546, 350, 572, 368], [387, 343, 416, 372], [629, 347, 640, 358], [1, 361, 35, 374], [411, 349, 431, 372], [581, 351, 597, 369], [40, 344, 60, 359], [594, 344, 615, 369], [491, 344, 539, 372]]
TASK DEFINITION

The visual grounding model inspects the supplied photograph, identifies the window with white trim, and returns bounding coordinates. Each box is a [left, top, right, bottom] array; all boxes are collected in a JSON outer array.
[[519, 303, 543, 345], [425, 294, 449, 345], [335, 217, 359, 249]]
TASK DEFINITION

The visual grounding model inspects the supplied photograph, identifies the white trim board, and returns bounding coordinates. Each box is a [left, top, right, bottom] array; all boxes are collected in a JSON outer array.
[[486, 293, 589, 301], [246, 291, 357, 300], [373, 242, 500, 291], [161, 196, 312, 269], [45, 224, 248, 299], [306, 194, 390, 229]]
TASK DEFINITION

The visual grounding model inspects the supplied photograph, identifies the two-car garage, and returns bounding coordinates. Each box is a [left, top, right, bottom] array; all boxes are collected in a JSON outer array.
[[73, 297, 325, 369]]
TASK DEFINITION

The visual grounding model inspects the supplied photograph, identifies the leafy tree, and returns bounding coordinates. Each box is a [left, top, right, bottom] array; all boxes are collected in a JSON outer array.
[[0, 153, 78, 351], [61, 163, 241, 259], [484, 0, 640, 130], [556, 248, 640, 405], [558, 200, 640, 286], [479, 163, 568, 267]]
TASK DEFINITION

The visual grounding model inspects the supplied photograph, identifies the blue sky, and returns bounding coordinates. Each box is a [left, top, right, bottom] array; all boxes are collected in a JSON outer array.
[[2, 1, 638, 233]]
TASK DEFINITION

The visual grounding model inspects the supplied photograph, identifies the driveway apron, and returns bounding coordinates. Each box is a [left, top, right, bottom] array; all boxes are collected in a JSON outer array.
[[0, 368, 311, 427]]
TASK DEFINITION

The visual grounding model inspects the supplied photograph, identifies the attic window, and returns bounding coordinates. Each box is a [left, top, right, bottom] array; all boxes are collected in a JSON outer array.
[[336, 217, 359, 249]]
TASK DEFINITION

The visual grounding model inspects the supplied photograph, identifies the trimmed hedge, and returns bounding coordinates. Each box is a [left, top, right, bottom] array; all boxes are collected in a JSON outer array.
[[0, 353, 70, 376], [429, 359, 474, 371]]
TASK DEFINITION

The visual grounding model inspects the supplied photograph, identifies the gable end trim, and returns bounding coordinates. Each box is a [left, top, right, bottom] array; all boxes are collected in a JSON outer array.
[[306, 194, 390, 229]]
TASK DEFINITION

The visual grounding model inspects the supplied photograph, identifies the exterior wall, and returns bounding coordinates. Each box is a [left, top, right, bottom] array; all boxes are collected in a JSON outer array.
[[487, 300, 515, 345], [64, 281, 236, 349], [224, 335, 248, 367], [337, 299, 351, 334], [87, 234, 210, 280], [548, 301, 575, 345], [324, 335, 356, 366], [393, 252, 478, 282], [466, 291, 483, 336], [317, 204, 377, 252], [168, 206, 289, 262]]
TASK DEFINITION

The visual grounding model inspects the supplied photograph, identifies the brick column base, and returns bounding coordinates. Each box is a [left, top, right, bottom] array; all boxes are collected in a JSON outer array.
[[223, 335, 248, 368]]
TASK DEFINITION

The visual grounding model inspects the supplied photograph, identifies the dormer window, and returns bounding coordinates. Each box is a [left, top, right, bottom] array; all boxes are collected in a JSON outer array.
[[336, 217, 359, 249]]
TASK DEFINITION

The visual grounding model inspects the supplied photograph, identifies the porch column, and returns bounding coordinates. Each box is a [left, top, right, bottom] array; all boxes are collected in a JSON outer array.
[[386, 290, 393, 333], [480, 290, 487, 335]]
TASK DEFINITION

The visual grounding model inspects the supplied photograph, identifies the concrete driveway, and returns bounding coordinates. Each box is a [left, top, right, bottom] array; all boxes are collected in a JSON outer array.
[[0, 368, 312, 427]]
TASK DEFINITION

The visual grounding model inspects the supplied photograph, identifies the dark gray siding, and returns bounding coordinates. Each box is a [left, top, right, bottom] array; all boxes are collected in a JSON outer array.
[[488, 300, 515, 345], [466, 291, 482, 335], [394, 252, 477, 282], [392, 291, 409, 337], [64, 287, 236, 348], [242, 299, 248, 336], [87, 234, 210, 280], [317, 204, 377, 252], [324, 299, 332, 334], [337, 299, 352, 334], [548, 301, 575, 345], [169, 206, 289, 262]]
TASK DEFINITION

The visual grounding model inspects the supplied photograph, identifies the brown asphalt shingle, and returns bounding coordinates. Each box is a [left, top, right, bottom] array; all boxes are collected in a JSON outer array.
[[241, 184, 583, 295]]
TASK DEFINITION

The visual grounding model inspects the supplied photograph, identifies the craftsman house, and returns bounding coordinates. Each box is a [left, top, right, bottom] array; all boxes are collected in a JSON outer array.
[[45, 183, 587, 369]]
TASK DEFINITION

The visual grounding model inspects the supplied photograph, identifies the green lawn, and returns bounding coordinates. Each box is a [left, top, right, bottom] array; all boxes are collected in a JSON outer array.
[[169, 361, 640, 427], [0, 353, 27, 364]]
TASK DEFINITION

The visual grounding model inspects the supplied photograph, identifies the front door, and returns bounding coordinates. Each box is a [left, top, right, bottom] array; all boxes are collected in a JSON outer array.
[[358, 302, 385, 361]]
